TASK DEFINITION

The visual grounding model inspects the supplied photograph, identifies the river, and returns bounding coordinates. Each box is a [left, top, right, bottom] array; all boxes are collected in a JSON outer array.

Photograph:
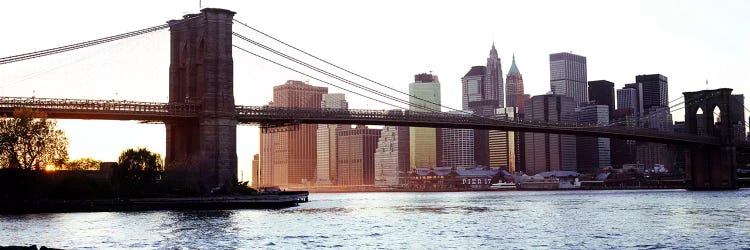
[[2, 189, 750, 249]]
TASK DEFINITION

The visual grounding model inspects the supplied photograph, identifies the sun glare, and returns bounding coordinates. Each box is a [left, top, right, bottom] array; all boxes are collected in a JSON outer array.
[[45, 164, 56, 171]]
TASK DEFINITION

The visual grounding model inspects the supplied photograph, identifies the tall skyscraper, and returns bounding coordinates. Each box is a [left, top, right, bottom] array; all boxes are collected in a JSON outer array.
[[440, 111, 475, 169], [576, 104, 611, 174], [731, 95, 746, 142], [637, 106, 673, 169], [374, 123, 410, 187], [505, 54, 525, 113], [611, 109, 637, 168], [461, 66, 485, 110], [409, 73, 441, 169], [316, 93, 348, 186], [524, 94, 577, 174], [486, 43, 504, 107], [336, 125, 381, 186], [635, 74, 669, 113], [588, 80, 615, 119], [259, 80, 327, 187], [550, 52, 588, 107], [490, 107, 518, 172]]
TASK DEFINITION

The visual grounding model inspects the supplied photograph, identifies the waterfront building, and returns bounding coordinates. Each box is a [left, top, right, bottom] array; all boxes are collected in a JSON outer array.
[[505, 54, 525, 113], [490, 107, 518, 172], [731, 95, 746, 142], [409, 73, 441, 169], [440, 111, 475, 169], [635, 74, 669, 113], [259, 80, 327, 187], [616, 87, 639, 116], [610, 109, 637, 168], [316, 93, 348, 186], [588, 80, 615, 119], [550, 52, 588, 107], [576, 104, 611, 174], [637, 106, 673, 169], [524, 94, 577, 174], [336, 125, 381, 186], [374, 124, 410, 187]]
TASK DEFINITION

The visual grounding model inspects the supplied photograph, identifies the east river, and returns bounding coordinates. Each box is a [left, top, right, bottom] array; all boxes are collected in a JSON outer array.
[[2, 189, 750, 249]]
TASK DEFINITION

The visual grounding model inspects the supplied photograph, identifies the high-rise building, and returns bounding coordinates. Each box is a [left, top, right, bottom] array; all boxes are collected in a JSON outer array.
[[550, 52, 588, 107], [259, 80, 327, 187], [637, 106, 673, 169], [617, 87, 639, 115], [316, 93, 348, 186], [506, 55, 525, 113], [461, 66, 486, 110], [490, 107, 518, 172], [576, 104, 611, 174], [731, 95, 746, 142], [374, 123, 410, 187], [409, 73, 441, 169], [251, 154, 260, 189], [524, 94, 577, 174], [611, 109, 637, 168], [486, 43, 504, 107], [588, 80, 615, 119], [336, 125, 381, 186], [440, 111, 475, 169], [635, 74, 669, 113]]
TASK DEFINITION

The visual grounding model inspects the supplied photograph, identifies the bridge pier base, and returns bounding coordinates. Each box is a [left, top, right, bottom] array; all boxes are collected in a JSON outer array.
[[685, 146, 738, 190]]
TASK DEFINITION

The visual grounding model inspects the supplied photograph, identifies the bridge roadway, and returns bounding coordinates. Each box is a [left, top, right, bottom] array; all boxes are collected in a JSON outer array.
[[0, 96, 720, 146]]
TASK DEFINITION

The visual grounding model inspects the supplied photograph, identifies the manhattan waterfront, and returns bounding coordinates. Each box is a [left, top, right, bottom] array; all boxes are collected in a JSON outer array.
[[2, 190, 750, 248]]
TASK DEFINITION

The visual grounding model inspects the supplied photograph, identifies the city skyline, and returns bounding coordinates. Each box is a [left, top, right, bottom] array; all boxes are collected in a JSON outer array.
[[1, 0, 749, 181]]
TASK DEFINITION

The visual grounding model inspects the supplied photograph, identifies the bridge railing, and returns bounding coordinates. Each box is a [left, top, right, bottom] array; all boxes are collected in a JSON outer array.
[[0, 97, 200, 117]]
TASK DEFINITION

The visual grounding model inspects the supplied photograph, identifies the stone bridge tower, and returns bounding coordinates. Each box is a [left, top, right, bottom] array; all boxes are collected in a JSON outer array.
[[165, 8, 237, 192], [683, 88, 738, 190]]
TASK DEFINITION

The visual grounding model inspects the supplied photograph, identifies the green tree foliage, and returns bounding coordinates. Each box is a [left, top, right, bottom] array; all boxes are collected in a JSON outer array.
[[64, 157, 102, 171], [0, 109, 69, 170], [112, 147, 164, 196]]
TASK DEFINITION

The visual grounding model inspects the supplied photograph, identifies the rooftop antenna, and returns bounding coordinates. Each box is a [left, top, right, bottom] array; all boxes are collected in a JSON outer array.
[[199, 0, 202, 10]]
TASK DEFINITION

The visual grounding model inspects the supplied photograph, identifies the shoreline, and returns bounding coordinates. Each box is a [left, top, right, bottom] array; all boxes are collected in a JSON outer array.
[[0, 191, 308, 214]]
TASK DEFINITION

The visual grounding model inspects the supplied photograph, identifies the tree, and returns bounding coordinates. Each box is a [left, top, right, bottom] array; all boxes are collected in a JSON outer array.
[[65, 157, 102, 171], [0, 109, 69, 170], [112, 147, 164, 195]]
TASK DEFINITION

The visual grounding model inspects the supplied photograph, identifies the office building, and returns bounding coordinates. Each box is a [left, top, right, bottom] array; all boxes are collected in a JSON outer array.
[[251, 154, 260, 189], [440, 111, 475, 169], [506, 55, 525, 113], [409, 73, 441, 169], [550, 52, 588, 107], [576, 104, 611, 173], [316, 93, 348, 185], [336, 125, 381, 186], [588, 80, 615, 119], [486, 43, 504, 107], [374, 124, 410, 187], [259, 80, 327, 187], [490, 107, 518, 172], [524, 94, 577, 174]]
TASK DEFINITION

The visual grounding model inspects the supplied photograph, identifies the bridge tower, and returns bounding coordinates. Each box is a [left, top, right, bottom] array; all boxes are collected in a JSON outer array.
[[165, 8, 237, 192], [683, 88, 739, 190]]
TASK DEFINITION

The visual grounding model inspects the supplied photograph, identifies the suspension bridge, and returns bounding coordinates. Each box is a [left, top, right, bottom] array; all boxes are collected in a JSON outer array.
[[0, 8, 744, 191]]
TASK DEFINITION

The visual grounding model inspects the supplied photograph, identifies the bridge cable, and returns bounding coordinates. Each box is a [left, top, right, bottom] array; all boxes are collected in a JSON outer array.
[[232, 44, 409, 111], [232, 19, 481, 118]]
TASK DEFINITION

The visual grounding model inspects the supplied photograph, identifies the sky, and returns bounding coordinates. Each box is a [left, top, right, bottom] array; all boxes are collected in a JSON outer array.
[[1, 0, 749, 181]]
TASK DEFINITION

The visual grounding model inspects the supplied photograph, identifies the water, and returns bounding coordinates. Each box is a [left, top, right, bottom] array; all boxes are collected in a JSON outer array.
[[2, 189, 750, 249]]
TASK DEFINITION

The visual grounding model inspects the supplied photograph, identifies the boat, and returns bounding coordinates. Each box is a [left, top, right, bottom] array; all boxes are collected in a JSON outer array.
[[489, 181, 517, 190]]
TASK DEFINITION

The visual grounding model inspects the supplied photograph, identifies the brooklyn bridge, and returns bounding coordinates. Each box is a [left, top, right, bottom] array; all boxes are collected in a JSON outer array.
[[0, 8, 744, 191]]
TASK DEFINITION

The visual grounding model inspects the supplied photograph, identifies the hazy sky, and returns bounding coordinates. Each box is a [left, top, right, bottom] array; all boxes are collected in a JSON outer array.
[[1, 0, 749, 181]]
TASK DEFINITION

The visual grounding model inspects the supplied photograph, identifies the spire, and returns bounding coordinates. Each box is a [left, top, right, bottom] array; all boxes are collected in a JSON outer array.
[[489, 42, 498, 58], [508, 53, 520, 76]]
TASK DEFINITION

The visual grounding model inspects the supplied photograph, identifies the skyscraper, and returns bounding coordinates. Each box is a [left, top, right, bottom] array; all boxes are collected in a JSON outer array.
[[550, 52, 588, 107], [409, 73, 441, 169], [524, 94, 577, 174], [461, 66, 486, 110], [576, 104, 611, 174], [374, 123, 410, 187], [486, 43, 504, 107], [731, 95, 746, 142], [251, 153, 260, 189], [635, 74, 669, 113], [616, 87, 639, 115], [505, 54, 525, 113], [440, 111, 475, 169], [316, 93, 348, 186], [259, 80, 327, 187], [490, 107, 518, 172], [588, 80, 615, 119], [336, 125, 381, 186]]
